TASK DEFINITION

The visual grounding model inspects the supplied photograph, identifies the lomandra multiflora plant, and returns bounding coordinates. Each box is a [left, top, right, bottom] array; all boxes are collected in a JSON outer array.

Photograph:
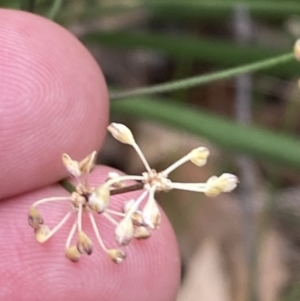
[[28, 123, 239, 263]]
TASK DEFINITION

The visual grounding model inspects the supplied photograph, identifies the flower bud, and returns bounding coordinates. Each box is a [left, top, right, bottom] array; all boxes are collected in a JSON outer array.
[[79, 151, 97, 174], [115, 217, 134, 246], [28, 207, 44, 229], [131, 211, 144, 226], [88, 185, 110, 213], [35, 225, 50, 243], [77, 231, 93, 255], [189, 147, 209, 167], [107, 172, 125, 188], [107, 123, 135, 145], [294, 39, 300, 61], [143, 198, 161, 229], [217, 173, 239, 192], [107, 249, 126, 264], [134, 226, 151, 239], [204, 173, 238, 197], [62, 154, 81, 177], [204, 176, 219, 197], [65, 246, 81, 262]]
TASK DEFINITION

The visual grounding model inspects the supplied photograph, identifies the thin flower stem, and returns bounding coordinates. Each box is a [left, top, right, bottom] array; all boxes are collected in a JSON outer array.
[[65, 221, 78, 248], [142, 186, 157, 228], [33, 196, 71, 207], [77, 204, 83, 232], [132, 143, 152, 173], [147, 185, 156, 203], [170, 183, 207, 192], [41, 211, 72, 243], [106, 209, 126, 217], [88, 212, 108, 252], [171, 182, 207, 187], [105, 175, 144, 187], [110, 53, 294, 99], [103, 212, 119, 226], [162, 153, 191, 176], [125, 190, 148, 218]]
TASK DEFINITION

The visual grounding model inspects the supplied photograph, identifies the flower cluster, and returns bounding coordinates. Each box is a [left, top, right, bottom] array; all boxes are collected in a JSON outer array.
[[28, 123, 238, 263]]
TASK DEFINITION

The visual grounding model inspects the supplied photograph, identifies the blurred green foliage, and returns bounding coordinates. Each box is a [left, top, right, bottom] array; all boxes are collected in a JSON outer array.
[[1, 0, 299, 172], [111, 98, 300, 169]]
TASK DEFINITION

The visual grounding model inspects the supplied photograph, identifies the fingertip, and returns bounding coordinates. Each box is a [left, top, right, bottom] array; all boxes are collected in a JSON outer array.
[[0, 166, 180, 301], [0, 9, 108, 198]]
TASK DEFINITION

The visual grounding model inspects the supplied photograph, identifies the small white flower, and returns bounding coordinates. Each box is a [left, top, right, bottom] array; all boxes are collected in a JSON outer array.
[[142, 188, 161, 229], [88, 185, 110, 213], [204, 173, 238, 197], [107, 249, 126, 264], [216, 173, 239, 192], [107, 123, 135, 145], [188, 147, 210, 167], [115, 217, 134, 246]]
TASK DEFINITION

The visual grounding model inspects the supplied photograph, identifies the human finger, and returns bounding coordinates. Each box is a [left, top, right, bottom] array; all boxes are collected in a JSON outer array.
[[0, 165, 180, 301], [0, 9, 108, 198]]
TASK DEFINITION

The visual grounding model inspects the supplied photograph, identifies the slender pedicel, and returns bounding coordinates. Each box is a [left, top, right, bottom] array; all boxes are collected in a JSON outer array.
[[103, 212, 119, 226], [65, 221, 80, 262], [36, 211, 72, 243], [66, 221, 78, 249], [88, 212, 109, 253], [132, 142, 152, 173], [106, 209, 126, 217], [32, 196, 71, 207]]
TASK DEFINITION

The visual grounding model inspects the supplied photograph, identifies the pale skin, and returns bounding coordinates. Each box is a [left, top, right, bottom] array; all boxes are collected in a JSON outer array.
[[0, 9, 180, 301]]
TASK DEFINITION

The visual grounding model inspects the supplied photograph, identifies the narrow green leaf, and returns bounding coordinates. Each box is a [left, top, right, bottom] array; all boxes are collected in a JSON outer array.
[[145, 0, 300, 22], [20, 0, 36, 12], [48, 0, 63, 20], [111, 98, 300, 169], [83, 31, 297, 77]]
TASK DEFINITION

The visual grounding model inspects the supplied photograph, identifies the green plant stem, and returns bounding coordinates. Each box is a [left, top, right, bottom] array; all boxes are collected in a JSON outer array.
[[48, 0, 63, 20], [111, 98, 300, 169], [59, 179, 143, 195], [78, 0, 300, 19], [59, 179, 75, 193], [145, 0, 300, 12], [146, 0, 300, 21], [110, 53, 294, 99]]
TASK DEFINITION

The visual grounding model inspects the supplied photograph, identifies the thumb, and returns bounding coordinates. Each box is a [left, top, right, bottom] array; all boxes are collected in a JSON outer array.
[[0, 9, 108, 199]]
